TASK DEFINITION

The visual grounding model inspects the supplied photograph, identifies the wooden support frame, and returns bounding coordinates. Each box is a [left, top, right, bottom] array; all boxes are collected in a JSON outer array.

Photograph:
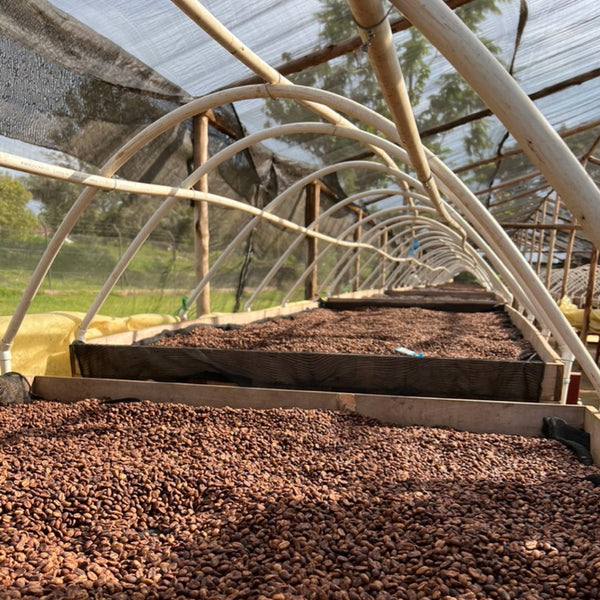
[[193, 114, 211, 316], [31, 376, 600, 463], [304, 181, 320, 300], [561, 228, 577, 300], [581, 247, 599, 342], [353, 209, 363, 292]]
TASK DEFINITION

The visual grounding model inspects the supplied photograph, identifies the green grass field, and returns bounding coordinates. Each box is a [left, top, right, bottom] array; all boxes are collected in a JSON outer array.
[[0, 235, 310, 319], [0, 284, 298, 319]]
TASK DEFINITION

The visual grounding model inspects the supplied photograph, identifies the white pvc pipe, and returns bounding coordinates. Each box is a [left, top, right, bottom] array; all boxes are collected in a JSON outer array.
[[300, 213, 461, 302], [2, 83, 596, 393], [243, 188, 427, 311], [390, 0, 600, 249]]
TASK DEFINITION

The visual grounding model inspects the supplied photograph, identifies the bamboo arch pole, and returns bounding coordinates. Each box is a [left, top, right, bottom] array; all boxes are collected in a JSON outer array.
[[169, 0, 399, 172], [390, 0, 600, 249], [346, 0, 462, 234]]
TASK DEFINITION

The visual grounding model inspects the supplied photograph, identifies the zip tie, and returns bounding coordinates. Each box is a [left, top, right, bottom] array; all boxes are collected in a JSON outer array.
[[263, 83, 275, 99]]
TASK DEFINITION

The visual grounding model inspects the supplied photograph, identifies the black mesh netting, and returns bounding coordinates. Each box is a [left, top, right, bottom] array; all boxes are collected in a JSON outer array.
[[0, 0, 361, 308]]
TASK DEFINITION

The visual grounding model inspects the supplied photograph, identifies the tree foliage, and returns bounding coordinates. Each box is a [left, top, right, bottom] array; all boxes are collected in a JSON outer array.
[[264, 0, 507, 187], [0, 174, 38, 240], [24, 160, 194, 247]]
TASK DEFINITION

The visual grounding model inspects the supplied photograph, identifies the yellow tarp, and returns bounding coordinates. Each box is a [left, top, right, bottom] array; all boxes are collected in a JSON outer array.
[[558, 297, 600, 334], [0, 312, 178, 377]]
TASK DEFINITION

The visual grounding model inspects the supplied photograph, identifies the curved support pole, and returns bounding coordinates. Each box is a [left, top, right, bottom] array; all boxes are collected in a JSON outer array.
[[359, 231, 478, 291], [385, 240, 474, 289], [291, 212, 463, 303], [344, 218, 476, 293], [390, 0, 600, 249], [243, 187, 428, 311], [325, 216, 455, 295]]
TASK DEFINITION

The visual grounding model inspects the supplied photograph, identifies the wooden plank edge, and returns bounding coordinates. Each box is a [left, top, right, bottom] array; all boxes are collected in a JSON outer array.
[[32, 376, 587, 440], [504, 305, 561, 363], [89, 300, 320, 346], [584, 406, 600, 465]]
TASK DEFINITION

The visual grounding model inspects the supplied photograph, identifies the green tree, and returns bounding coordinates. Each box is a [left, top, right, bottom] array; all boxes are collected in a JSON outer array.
[[25, 165, 195, 248], [264, 0, 507, 186], [0, 173, 38, 240]]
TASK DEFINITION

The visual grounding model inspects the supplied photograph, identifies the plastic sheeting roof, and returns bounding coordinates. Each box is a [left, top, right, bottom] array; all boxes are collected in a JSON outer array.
[[1, 0, 600, 252]]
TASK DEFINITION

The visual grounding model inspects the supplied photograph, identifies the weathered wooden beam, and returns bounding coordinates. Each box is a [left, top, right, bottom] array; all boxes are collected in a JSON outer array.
[[223, 0, 475, 88], [499, 223, 583, 231]]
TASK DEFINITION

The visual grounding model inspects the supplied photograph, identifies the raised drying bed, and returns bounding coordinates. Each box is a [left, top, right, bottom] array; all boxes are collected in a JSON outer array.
[[70, 291, 564, 403], [4, 379, 600, 599]]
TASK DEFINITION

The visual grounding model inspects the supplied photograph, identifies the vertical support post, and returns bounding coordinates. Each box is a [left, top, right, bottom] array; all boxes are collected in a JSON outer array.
[[353, 209, 363, 292], [527, 223, 537, 268], [580, 246, 598, 342], [193, 114, 211, 316], [560, 227, 576, 300], [536, 201, 547, 275], [305, 181, 320, 300], [544, 196, 560, 289], [380, 229, 388, 288]]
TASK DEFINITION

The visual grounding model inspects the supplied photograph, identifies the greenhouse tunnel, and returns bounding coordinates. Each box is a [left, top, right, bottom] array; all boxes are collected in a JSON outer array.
[[1, 0, 600, 396], [4, 1, 600, 598]]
